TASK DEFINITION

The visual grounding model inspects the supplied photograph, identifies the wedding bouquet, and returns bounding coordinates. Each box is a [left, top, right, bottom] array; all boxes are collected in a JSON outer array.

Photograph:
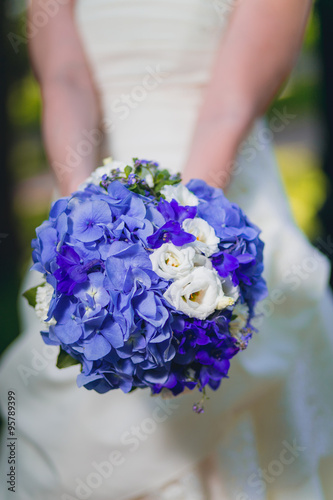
[[25, 158, 267, 412]]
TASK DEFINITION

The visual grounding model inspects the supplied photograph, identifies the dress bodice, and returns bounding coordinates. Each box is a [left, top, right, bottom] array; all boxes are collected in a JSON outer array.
[[75, 0, 226, 88], [74, 0, 229, 171]]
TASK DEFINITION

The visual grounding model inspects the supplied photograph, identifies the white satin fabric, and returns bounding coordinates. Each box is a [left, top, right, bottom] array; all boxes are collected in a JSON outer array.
[[1, 1, 333, 499]]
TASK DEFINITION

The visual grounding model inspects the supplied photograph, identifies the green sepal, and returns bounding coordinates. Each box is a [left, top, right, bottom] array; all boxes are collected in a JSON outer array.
[[56, 347, 80, 369], [22, 285, 39, 309]]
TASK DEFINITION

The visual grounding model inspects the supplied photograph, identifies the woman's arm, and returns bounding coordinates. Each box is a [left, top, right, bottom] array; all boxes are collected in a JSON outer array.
[[28, 0, 101, 196], [182, 0, 313, 189]]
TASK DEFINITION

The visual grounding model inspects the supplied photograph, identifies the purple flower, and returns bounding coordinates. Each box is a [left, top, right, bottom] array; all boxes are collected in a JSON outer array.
[[211, 251, 240, 278], [147, 221, 196, 249], [71, 200, 112, 242], [54, 245, 103, 294], [73, 272, 110, 317], [157, 199, 197, 224], [195, 337, 239, 390]]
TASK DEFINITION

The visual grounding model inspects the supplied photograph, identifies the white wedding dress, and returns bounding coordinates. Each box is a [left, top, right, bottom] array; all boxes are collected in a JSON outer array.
[[1, 1, 333, 499]]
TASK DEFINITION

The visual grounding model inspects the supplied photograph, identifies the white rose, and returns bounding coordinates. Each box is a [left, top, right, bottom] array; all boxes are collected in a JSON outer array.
[[161, 184, 199, 206], [182, 218, 220, 257], [229, 302, 249, 336], [35, 282, 57, 326], [150, 243, 196, 280], [163, 267, 236, 320]]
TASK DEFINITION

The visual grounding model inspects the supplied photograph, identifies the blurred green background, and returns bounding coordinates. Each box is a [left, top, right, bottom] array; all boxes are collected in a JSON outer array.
[[0, 1, 332, 356]]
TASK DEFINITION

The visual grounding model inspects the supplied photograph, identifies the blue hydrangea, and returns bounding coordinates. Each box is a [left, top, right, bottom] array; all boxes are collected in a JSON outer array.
[[31, 160, 267, 403]]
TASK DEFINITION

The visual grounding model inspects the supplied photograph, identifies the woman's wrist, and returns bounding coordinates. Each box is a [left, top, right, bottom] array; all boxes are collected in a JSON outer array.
[[182, 111, 253, 190]]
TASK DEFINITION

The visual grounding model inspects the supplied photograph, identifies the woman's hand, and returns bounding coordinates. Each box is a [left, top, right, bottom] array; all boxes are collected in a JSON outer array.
[[182, 0, 313, 190], [28, 0, 101, 196]]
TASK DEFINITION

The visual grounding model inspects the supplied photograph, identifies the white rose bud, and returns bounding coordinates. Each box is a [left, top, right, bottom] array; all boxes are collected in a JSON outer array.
[[161, 184, 199, 207], [163, 267, 236, 320], [150, 243, 196, 280], [182, 218, 220, 257]]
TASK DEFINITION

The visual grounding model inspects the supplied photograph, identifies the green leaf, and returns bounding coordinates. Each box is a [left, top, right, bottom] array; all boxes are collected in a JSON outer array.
[[159, 169, 170, 178], [124, 165, 132, 177], [154, 179, 176, 193], [155, 172, 164, 182], [56, 348, 80, 369], [22, 285, 39, 308]]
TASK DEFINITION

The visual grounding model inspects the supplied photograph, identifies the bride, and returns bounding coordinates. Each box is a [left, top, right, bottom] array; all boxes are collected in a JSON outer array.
[[1, 0, 333, 498]]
